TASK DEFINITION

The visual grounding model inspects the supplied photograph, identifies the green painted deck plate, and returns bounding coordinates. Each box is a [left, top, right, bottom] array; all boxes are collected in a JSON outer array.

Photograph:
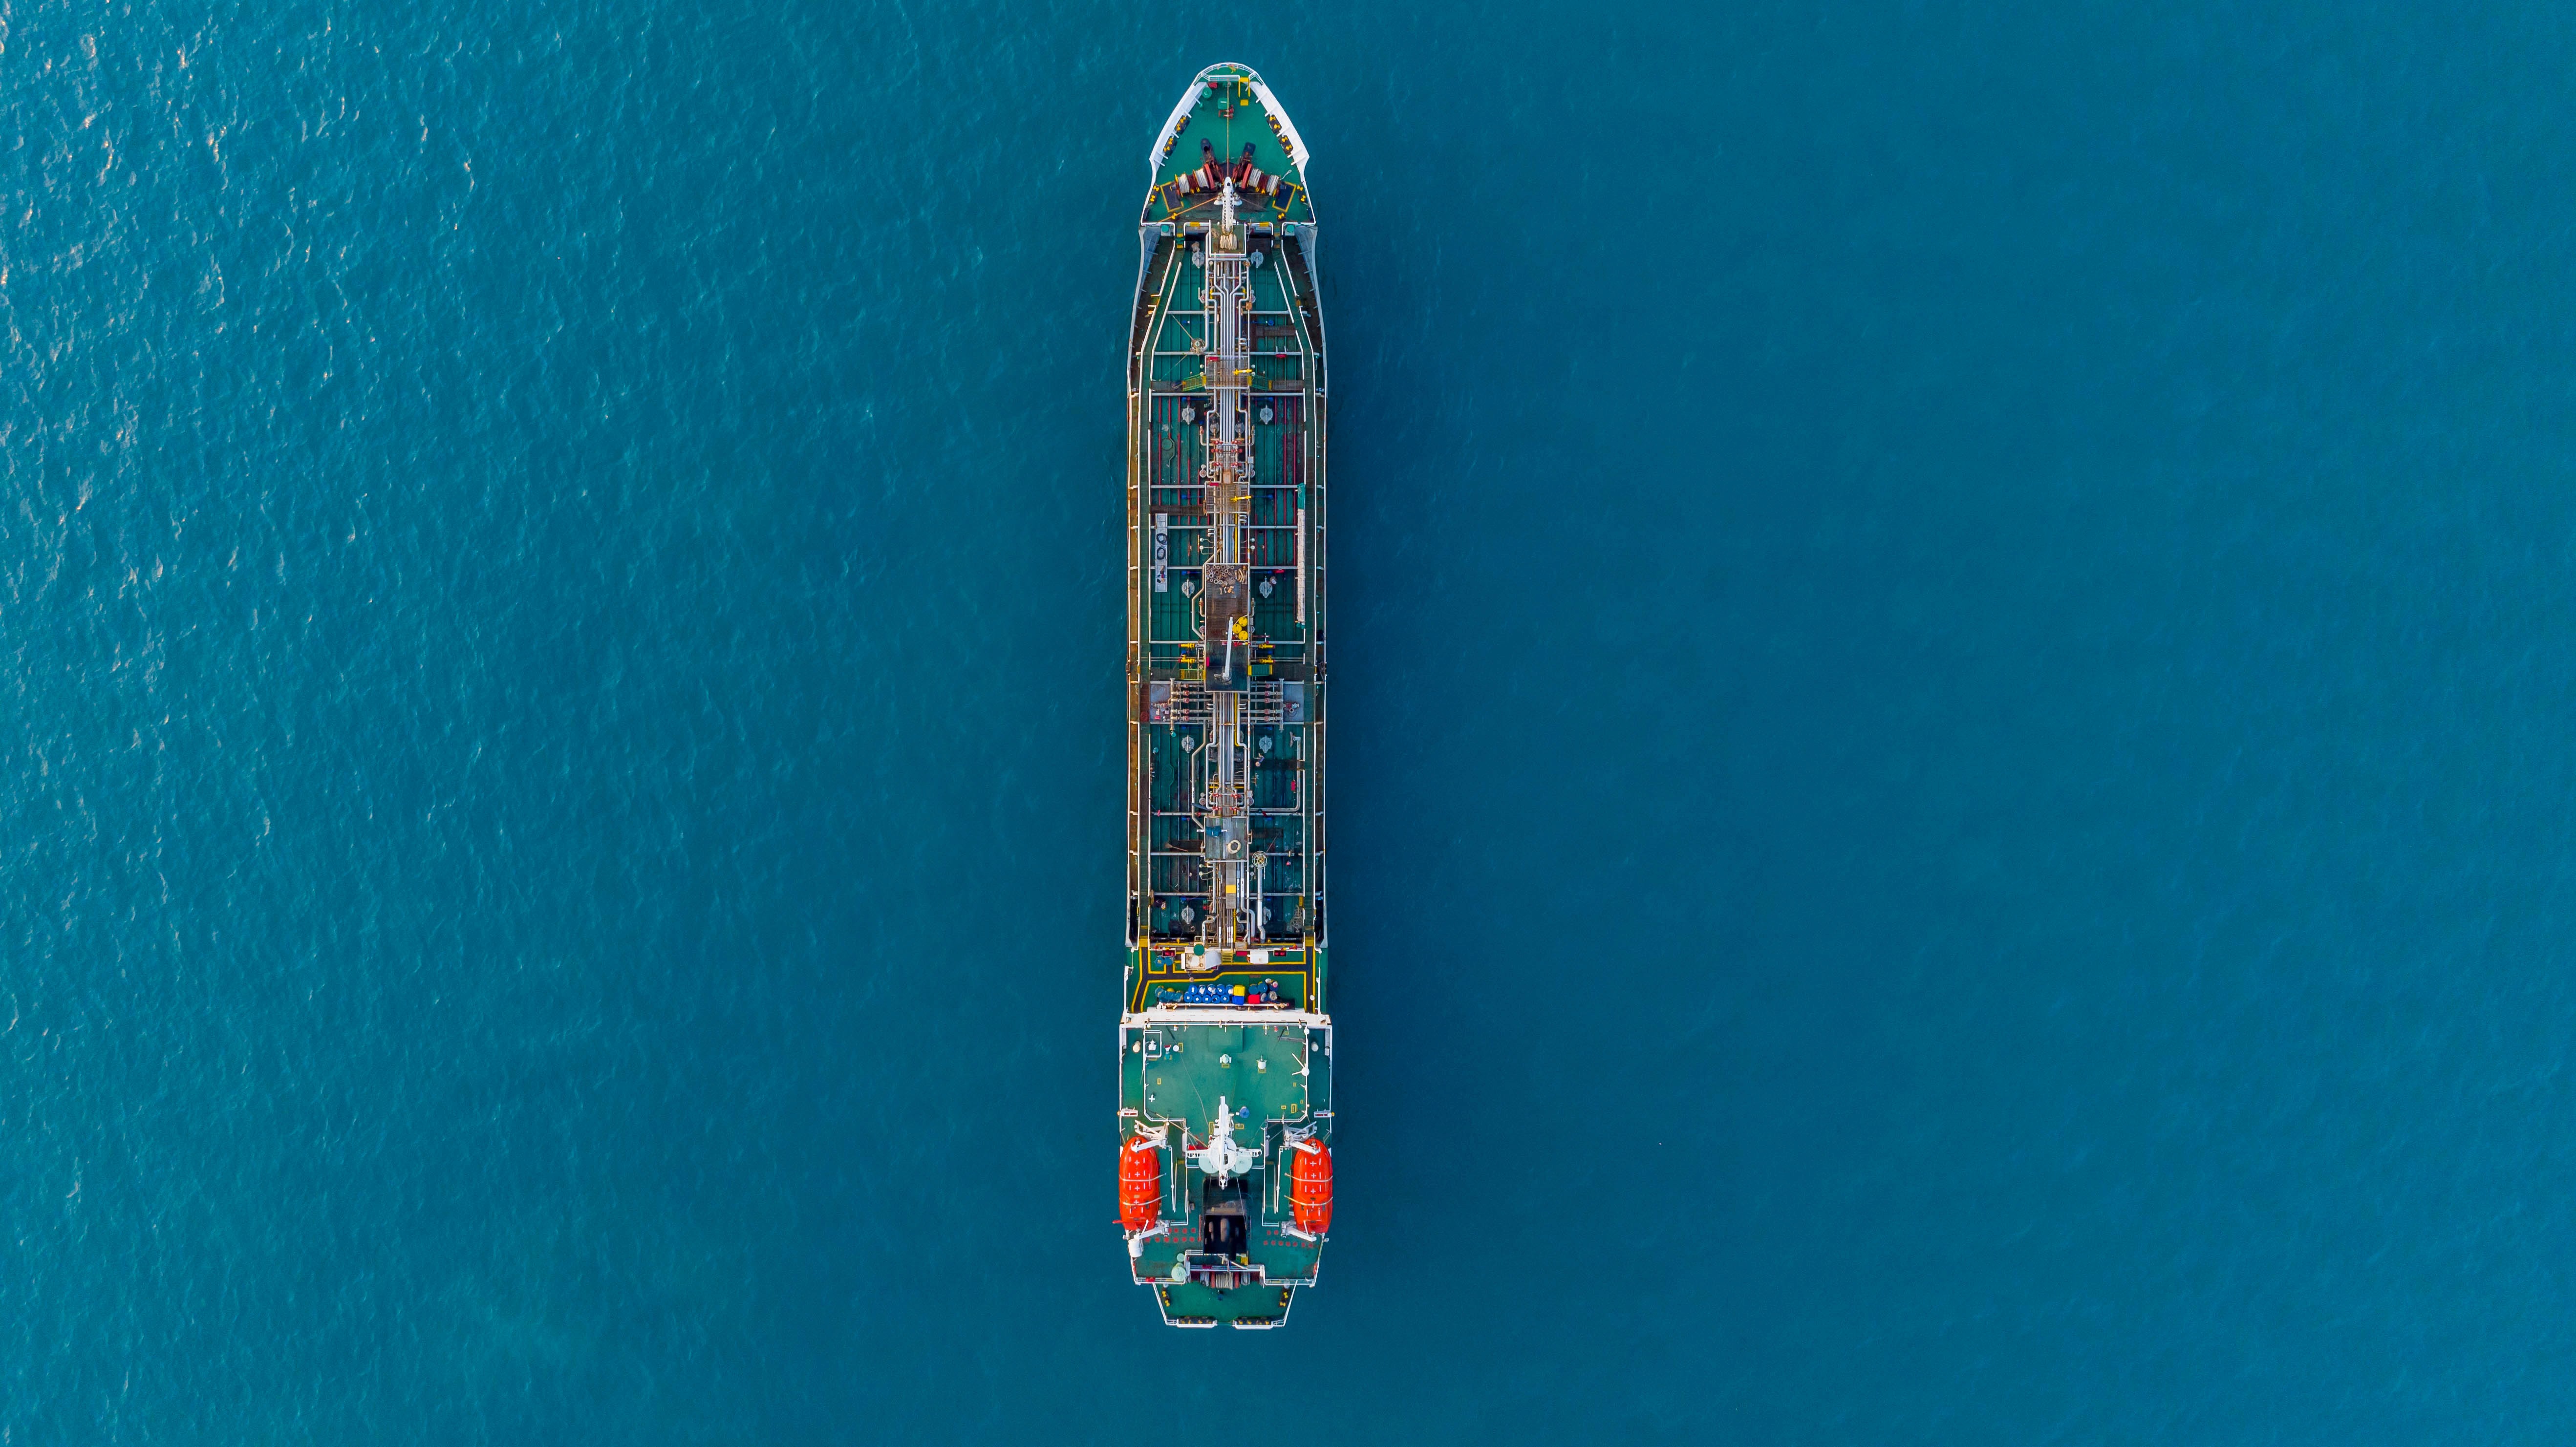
[[1125, 1021, 1314, 1137]]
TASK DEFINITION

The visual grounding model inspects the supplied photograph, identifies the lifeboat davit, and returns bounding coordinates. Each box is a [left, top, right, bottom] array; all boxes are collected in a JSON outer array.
[[1118, 1133, 1164, 1232], [1289, 1137, 1333, 1235]]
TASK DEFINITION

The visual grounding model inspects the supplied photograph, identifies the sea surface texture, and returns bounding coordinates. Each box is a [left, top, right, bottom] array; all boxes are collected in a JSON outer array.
[[7, 1, 2576, 1441]]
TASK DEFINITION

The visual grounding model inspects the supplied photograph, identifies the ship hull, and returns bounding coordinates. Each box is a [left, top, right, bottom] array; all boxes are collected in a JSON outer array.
[[1118, 64, 1331, 1329]]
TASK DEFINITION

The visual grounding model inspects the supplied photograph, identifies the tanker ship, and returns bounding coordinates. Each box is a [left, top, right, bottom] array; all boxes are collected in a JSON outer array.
[[1117, 64, 1332, 1329]]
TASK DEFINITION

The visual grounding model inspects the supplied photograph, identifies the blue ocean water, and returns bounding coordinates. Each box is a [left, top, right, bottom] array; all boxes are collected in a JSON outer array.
[[7, 0, 2576, 1439]]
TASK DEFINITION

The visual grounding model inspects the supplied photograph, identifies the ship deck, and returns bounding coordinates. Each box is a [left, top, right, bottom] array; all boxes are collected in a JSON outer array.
[[1118, 1013, 1332, 1324], [1123, 154, 1327, 967], [1142, 69, 1315, 230], [1120, 63, 1331, 1331]]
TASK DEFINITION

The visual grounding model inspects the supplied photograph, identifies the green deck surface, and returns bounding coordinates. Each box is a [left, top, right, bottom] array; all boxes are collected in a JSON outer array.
[[1130, 944, 1323, 1013], [1127, 1021, 1312, 1129], [1119, 1014, 1333, 1322], [1128, 222, 1325, 947], [1144, 68, 1313, 227]]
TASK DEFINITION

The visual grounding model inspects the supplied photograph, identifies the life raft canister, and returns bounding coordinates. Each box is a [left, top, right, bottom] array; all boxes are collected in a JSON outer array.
[[1289, 1137, 1333, 1234], [1118, 1134, 1164, 1232]]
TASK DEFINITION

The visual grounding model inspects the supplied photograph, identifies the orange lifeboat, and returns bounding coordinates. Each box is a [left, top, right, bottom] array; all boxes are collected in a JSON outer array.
[[1289, 1137, 1333, 1235], [1118, 1133, 1164, 1232]]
